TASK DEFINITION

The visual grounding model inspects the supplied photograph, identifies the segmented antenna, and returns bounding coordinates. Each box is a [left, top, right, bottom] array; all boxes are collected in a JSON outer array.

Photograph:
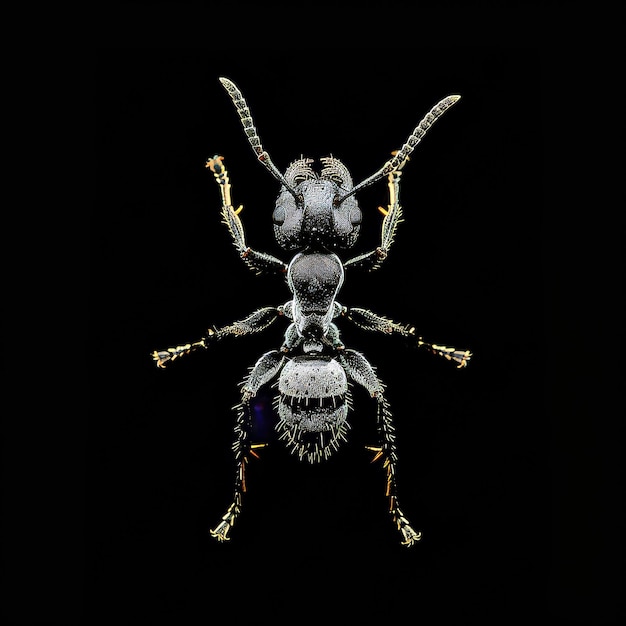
[[338, 95, 461, 203], [219, 77, 300, 201]]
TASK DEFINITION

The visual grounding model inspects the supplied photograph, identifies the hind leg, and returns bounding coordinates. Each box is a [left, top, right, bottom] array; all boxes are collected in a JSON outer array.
[[371, 392, 421, 546], [209, 398, 253, 542], [210, 350, 284, 542], [339, 349, 421, 547]]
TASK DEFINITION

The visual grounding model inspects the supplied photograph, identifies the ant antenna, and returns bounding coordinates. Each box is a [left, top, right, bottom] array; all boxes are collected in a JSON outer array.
[[337, 94, 461, 204], [219, 77, 301, 203]]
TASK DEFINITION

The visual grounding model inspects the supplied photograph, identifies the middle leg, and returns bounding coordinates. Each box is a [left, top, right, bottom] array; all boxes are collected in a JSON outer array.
[[343, 306, 472, 368]]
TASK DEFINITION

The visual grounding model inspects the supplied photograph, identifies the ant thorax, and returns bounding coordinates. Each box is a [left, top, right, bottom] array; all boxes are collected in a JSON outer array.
[[286, 250, 344, 347]]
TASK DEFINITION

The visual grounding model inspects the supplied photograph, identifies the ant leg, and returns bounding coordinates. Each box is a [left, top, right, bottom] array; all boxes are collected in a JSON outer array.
[[206, 155, 288, 275], [344, 307, 472, 368], [339, 349, 421, 547], [343, 163, 406, 272], [152, 306, 282, 368], [209, 351, 284, 542], [372, 392, 422, 547], [209, 398, 253, 542]]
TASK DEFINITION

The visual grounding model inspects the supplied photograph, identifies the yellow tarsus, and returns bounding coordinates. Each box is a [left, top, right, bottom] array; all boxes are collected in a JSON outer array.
[[206, 155, 224, 171]]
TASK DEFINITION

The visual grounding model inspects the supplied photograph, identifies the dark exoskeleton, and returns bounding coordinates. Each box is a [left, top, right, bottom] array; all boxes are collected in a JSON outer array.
[[152, 78, 472, 546]]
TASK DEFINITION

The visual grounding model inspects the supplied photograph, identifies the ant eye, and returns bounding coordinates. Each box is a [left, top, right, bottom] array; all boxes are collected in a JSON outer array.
[[273, 206, 285, 225]]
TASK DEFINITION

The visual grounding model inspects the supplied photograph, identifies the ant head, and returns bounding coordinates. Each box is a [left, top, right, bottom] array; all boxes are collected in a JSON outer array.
[[272, 157, 362, 251], [218, 77, 461, 255]]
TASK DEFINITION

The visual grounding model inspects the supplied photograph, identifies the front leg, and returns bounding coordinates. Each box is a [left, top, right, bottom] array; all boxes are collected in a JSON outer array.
[[343, 154, 408, 272], [206, 155, 288, 275], [152, 306, 282, 368], [344, 306, 472, 368]]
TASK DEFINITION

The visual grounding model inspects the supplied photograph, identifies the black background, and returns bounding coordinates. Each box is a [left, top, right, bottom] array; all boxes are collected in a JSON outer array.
[[89, 47, 549, 621], [19, 37, 612, 625]]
